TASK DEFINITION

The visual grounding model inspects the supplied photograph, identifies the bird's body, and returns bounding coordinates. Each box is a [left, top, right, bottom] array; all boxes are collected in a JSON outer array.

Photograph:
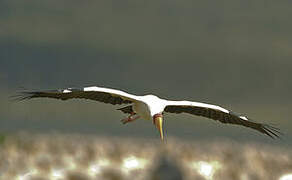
[[133, 99, 153, 120], [133, 95, 166, 120], [14, 86, 281, 140]]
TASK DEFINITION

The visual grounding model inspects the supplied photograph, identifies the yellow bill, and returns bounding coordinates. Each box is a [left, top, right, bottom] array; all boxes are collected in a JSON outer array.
[[154, 116, 164, 140]]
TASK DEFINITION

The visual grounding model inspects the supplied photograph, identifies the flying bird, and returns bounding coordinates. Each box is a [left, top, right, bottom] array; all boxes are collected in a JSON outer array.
[[14, 86, 281, 140]]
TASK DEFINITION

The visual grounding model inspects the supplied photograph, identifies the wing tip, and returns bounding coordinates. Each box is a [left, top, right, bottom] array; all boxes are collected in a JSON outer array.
[[10, 91, 36, 102], [261, 124, 283, 139], [229, 112, 282, 139]]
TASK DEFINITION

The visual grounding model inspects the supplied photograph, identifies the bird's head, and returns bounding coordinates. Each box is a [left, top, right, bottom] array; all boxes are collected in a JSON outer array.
[[153, 113, 164, 140]]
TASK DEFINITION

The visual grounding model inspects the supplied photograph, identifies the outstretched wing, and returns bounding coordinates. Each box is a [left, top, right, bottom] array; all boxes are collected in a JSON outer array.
[[164, 100, 281, 138], [13, 86, 141, 105]]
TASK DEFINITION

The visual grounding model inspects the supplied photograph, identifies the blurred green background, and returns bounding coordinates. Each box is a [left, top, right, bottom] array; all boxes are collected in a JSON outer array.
[[1, 0, 291, 145]]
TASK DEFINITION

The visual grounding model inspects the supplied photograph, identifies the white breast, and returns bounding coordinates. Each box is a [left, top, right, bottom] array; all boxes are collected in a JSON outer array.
[[133, 95, 166, 120], [133, 101, 151, 120]]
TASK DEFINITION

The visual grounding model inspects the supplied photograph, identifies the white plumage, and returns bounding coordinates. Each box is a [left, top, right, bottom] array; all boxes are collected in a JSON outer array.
[[15, 86, 281, 140]]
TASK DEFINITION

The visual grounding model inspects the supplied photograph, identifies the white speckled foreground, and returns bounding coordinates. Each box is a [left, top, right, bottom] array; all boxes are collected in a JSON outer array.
[[0, 133, 291, 180]]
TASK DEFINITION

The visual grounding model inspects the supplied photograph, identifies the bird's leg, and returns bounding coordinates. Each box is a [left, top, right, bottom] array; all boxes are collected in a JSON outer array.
[[121, 113, 140, 124]]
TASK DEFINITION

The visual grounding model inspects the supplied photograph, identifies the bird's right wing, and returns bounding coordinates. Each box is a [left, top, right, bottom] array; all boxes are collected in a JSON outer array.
[[164, 100, 281, 139], [13, 86, 141, 105]]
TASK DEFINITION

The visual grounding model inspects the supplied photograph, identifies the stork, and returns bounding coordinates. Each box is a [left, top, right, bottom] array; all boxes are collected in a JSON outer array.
[[14, 86, 281, 140]]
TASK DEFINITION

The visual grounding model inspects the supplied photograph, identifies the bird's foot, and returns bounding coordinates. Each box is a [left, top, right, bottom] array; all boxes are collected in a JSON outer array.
[[121, 115, 140, 124], [121, 118, 131, 124]]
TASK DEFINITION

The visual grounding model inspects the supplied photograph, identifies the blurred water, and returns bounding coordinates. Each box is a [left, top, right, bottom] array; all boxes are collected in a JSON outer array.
[[0, 133, 291, 180]]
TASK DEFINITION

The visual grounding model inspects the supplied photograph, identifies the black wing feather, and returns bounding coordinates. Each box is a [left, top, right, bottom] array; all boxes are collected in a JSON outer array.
[[117, 105, 134, 114], [164, 105, 282, 139], [13, 88, 132, 105]]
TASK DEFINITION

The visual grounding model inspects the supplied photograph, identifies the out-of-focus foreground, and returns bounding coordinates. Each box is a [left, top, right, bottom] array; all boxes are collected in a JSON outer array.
[[0, 133, 291, 180]]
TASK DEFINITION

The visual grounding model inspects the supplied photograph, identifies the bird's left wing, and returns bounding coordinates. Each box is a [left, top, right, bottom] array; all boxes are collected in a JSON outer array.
[[13, 86, 140, 105], [164, 100, 281, 138]]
